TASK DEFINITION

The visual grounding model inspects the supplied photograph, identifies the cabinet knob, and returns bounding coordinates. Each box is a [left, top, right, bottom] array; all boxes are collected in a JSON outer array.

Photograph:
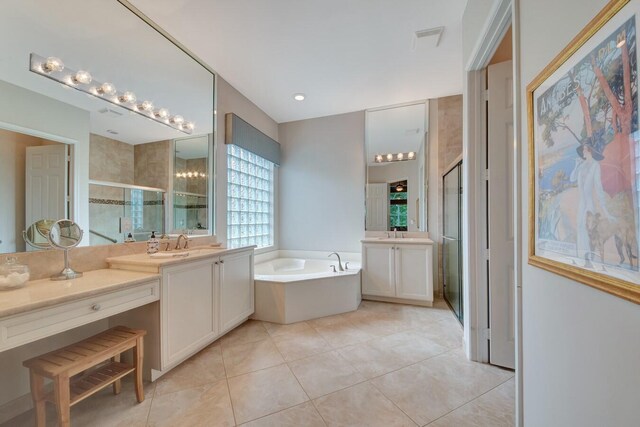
[[220, 260, 224, 264], [215, 262, 218, 265], [91, 303, 101, 311]]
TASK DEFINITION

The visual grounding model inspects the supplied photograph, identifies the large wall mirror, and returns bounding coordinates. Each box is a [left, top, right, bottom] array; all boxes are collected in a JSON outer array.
[[365, 102, 428, 232], [0, 0, 215, 254]]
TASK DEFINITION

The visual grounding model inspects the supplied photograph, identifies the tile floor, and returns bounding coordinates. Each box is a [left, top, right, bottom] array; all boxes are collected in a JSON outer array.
[[4, 299, 515, 427]]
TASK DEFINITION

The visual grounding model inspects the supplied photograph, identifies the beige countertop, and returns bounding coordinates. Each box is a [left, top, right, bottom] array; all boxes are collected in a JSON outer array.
[[361, 237, 434, 244], [107, 245, 257, 272], [0, 269, 160, 318]]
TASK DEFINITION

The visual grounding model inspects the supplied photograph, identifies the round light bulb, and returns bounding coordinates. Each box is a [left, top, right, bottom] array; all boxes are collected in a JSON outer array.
[[293, 93, 305, 101], [187, 172, 193, 178], [72, 70, 92, 85], [155, 108, 170, 119], [183, 121, 195, 131], [96, 82, 116, 95], [375, 154, 383, 162], [118, 91, 136, 104], [386, 153, 393, 161], [170, 115, 185, 125], [42, 57, 64, 73], [397, 153, 404, 160], [408, 151, 415, 159], [139, 100, 154, 112]]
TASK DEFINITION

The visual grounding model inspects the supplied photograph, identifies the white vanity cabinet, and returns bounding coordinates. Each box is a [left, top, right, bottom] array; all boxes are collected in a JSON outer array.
[[362, 241, 433, 304], [161, 258, 218, 367], [218, 250, 255, 334], [160, 248, 254, 372]]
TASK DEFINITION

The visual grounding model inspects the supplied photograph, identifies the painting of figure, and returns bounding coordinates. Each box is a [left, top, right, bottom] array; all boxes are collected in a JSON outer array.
[[532, 12, 640, 289]]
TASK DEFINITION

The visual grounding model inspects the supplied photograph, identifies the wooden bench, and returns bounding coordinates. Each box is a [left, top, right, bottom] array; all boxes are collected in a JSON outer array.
[[23, 326, 146, 427]]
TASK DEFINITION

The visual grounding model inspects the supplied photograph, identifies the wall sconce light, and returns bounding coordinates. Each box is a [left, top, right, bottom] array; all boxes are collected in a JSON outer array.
[[30, 53, 194, 135], [375, 151, 417, 163]]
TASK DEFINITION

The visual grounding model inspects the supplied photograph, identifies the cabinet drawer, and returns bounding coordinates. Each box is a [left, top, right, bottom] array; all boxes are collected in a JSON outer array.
[[0, 280, 159, 352]]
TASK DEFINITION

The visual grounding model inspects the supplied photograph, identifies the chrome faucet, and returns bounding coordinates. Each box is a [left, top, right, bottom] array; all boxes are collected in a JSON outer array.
[[328, 252, 345, 271], [175, 234, 189, 250]]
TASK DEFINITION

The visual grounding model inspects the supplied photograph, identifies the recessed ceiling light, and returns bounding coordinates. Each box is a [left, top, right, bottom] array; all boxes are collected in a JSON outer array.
[[293, 93, 305, 101]]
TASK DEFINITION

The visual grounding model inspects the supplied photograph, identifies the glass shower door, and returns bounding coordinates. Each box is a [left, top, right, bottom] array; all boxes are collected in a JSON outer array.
[[443, 162, 463, 323]]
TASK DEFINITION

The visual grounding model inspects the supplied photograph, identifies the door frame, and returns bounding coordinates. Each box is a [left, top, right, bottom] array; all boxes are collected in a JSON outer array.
[[462, 0, 523, 425]]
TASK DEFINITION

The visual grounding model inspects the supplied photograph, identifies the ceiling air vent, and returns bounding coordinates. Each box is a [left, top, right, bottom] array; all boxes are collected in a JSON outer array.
[[97, 107, 124, 118], [413, 26, 445, 49]]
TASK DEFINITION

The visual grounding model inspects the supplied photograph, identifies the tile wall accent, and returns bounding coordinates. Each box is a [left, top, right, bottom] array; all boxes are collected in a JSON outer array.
[[135, 140, 172, 190]]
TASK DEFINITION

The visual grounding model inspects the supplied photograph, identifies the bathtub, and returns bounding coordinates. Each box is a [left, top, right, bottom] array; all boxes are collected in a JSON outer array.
[[253, 257, 362, 324]]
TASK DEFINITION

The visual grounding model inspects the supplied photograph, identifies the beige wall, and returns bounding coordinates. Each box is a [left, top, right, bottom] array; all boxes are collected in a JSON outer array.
[[279, 111, 365, 252], [516, 0, 640, 424], [89, 134, 134, 184], [215, 77, 279, 246]]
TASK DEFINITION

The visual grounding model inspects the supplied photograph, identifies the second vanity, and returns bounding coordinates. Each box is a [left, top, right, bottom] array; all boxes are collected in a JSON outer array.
[[361, 237, 434, 306], [106, 245, 255, 380]]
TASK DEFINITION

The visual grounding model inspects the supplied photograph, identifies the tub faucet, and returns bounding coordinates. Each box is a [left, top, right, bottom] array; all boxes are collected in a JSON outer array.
[[175, 234, 189, 250], [328, 252, 344, 271]]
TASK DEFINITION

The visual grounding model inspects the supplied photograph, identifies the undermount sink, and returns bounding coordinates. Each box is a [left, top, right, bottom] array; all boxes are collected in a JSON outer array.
[[148, 247, 220, 258]]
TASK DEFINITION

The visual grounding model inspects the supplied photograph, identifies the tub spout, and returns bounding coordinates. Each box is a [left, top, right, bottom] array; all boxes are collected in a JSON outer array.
[[328, 252, 345, 271]]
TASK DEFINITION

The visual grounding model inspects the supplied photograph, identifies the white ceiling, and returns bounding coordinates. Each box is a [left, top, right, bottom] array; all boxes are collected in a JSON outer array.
[[129, 0, 465, 123], [366, 102, 426, 165]]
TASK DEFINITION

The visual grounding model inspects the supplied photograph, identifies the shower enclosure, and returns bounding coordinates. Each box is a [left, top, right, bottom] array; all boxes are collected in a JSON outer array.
[[88, 180, 165, 245], [443, 161, 463, 323]]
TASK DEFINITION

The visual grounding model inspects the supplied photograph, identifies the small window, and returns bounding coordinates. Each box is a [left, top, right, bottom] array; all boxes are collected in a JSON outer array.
[[389, 180, 408, 231], [227, 145, 275, 249]]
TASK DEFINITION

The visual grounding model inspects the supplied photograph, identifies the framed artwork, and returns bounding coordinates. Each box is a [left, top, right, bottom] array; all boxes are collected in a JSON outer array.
[[528, 0, 640, 303]]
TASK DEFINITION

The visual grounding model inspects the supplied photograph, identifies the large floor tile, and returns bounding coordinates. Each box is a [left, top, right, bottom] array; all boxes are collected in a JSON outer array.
[[414, 317, 464, 349], [155, 342, 226, 396], [220, 319, 270, 348], [228, 364, 309, 424], [307, 313, 350, 329], [262, 321, 312, 338], [371, 349, 514, 425], [240, 401, 326, 427], [313, 382, 417, 427], [147, 379, 235, 427], [289, 351, 366, 399], [313, 321, 375, 349], [427, 378, 515, 427], [273, 328, 331, 361], [222, 338, 285, 377]]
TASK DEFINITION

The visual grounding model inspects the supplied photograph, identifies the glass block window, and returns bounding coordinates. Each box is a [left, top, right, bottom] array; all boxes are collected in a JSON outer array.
[[227, 145, 275, 249], [130, 189, 144, 231]]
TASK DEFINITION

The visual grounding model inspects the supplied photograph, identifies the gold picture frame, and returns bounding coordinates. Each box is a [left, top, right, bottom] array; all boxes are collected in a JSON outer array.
[[527, 0, 640, 304]]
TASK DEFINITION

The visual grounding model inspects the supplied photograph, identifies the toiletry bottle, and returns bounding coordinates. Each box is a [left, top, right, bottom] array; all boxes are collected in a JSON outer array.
[[147, 231, 159, 254], [125, 233, 136, 243]]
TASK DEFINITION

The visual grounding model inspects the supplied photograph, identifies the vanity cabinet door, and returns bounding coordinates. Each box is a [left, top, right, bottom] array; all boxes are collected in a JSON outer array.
[[162, 258, 217, 368], [395, 244, 433, 302], [218, 249, 254, 334], [362, 243, 396, 297]]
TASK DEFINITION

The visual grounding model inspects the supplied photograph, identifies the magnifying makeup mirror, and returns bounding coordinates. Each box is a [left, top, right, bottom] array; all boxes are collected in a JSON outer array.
[[48, 219, 84, 280], [22, 219, 56, 250]]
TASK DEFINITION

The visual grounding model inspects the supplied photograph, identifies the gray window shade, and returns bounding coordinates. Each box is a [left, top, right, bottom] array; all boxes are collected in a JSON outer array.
[[225, 113, 280, 165]]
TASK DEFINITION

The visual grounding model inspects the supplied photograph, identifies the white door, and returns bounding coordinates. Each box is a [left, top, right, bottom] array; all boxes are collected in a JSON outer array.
[[395, 244, 432, 301], [366, 183, 388, 231], [162, 259, 216, 367], [218, 250, 254, 333], [25, 144, 68, 227], [362, 243, 396, 297], [487, 60, 515, 369]]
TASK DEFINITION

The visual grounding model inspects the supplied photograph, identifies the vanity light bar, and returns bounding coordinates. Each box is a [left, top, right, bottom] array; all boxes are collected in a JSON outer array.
[[175, 171, 207, 178], [29, 53, 195, 135], [374, 151, 416, 163]]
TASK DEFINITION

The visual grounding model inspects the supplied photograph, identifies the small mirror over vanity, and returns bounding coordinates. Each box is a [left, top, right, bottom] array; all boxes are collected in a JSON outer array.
[[365, 102, 429, 232], [0, 0, 215, 255]]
